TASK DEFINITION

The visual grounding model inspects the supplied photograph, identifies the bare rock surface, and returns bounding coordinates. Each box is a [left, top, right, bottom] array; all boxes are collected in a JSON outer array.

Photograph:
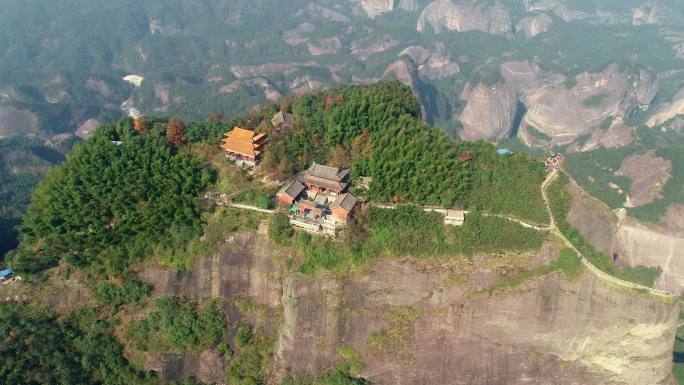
[[616, 217, 684, 295], [308, 37, 342, 56], [565, 178, 617, 256], [515, 13, 552, 38], [134, 223, 680, 385], [398, 43, 461, 80], [351, 35, 399, 61], [85, 78, 112, 97], [661, 205, 684, 233], [520, 65, 657, 146], [575, 119, 633, 152], [274, 257, 678, 385], [154, 84, 171, 106], [219, 78, 283, 102], [417, 0, 512, 36], [296, 3, 349, 23], [617, 151, 672, 207], [138, 230, 283, 384], [0, 106, 38, 137], [75, 118, 100, 139], [647, 87, 684, 127], [458, 83, 516, 141], [459, 62, 657, 146], [230, 62, 320, 79], [283, 23, 316, 46], [361, 0, 418, 18]]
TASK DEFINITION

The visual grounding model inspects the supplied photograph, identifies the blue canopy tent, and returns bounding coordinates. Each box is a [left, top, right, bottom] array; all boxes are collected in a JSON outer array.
[[0, 268, 13, 279]]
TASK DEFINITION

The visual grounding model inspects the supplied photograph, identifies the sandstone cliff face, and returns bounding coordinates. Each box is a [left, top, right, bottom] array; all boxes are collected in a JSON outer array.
[[565, 180, 617, 257], [515, 13, 552, 38], [417, 0, 512, 36], [521, 65, 657, 146], [361, 0, 417, 18], [458, 83, 517, 141], [398, 43, 461, 80], [458, 62, 657, 146], [617, 151, 672, 208], [138, 230, 284, 384], [0, 106, 38, 137], [616, 218, 684, 295], [136, 228, 680, 385], [274, 259, 678, 385], [647, 88, 684, 127]]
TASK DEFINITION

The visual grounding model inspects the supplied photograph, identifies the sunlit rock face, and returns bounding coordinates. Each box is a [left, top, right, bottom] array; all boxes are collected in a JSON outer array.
[[417, 0, 512, 36], [135, 229, 680, 385], [360, 0, 418, 18], [275, 259, 678, 385], [516, 13, 552, 38], [458, 83, 517, 141]]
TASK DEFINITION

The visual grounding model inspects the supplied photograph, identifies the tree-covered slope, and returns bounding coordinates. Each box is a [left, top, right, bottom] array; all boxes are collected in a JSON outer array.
[[7, 119, 212, 274]]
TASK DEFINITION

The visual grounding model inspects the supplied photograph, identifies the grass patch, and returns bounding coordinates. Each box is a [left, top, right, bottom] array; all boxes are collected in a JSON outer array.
[[368, 306, 422, 357], [338, 346, 364, 375], [564, 146, 634, 208], [475, 247, 582, 297], [282, 372, 368, 385], [95, 279, 151, 311], [155, 207, 262, 272], [233, 298, 256, 313], [289, 206, 547, 276], [526, 126, 552, 142], [582, 93, 609, 108]]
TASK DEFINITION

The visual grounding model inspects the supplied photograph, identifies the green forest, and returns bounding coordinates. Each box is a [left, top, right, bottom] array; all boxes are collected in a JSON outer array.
[[7, 119, 212, 275], [266, 82, 547, 223], [1, 81, 669, 385]]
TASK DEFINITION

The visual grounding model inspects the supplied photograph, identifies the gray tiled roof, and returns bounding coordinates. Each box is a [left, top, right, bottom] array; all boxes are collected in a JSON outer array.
[[331, 193, 358, 212], [278, 179, 305, 199], [307, 162, 349, 182]]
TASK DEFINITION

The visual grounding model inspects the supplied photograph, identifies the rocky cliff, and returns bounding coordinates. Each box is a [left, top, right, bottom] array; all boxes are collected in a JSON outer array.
[[398, 43, 461, 80], [515, 13, 553, 39], [417, 0, 512, 36], [565, 179, 617, 257], [562, 175, 684, 296], [360, 0, 418, 18], [458, 62, 658, 146], [521, 65, 657, 146], [616, 218, 684, 296], [137, 229, 284, 384], [458, 83, 517, 141], [275, 257, 677, 385], [136, 228, 679, 385]]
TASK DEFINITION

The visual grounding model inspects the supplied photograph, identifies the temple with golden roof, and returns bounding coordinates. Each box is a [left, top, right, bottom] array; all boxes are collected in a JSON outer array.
[[219, 127, 268, 166]]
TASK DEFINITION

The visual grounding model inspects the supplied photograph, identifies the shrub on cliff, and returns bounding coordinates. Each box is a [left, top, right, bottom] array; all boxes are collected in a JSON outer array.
[[269, 213, 294, 244], [127, 296, 225, 354]]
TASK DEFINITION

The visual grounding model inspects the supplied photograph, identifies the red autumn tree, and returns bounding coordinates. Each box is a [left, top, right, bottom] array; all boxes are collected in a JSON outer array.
[[207, 112, 224, 122], [165, 118, 186, 147]]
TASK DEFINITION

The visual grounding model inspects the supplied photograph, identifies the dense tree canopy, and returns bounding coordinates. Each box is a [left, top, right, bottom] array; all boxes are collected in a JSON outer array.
[[264, 81, 547, 222], [0, 303, 154, 385], [8, 119, 212, 274]]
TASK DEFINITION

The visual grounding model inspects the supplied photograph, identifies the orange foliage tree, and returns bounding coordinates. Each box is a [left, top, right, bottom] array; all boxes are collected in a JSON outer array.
[[166, 118, 186, 147], [133, 116, 150, 134]]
